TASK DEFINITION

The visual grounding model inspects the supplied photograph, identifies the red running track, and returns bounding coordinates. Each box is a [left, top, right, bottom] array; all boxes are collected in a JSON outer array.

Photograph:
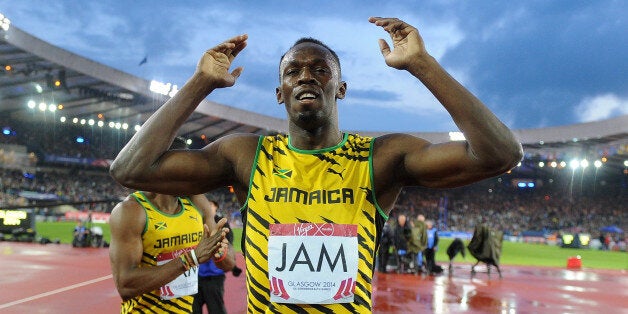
[[1, 242, 626, 313]]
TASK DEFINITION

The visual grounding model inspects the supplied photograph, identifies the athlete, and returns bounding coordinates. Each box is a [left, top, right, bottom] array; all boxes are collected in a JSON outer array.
[[111, 17, 522, 312], [109, 191, 233, 313]]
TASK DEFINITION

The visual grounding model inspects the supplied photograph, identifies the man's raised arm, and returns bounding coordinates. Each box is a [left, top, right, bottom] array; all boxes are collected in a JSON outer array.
[[369, 17, 522, 188], [110, 35, 248, 194]]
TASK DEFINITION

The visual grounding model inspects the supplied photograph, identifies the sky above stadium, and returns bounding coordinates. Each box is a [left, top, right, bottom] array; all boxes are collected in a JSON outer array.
[[1, 1, 626, 132]]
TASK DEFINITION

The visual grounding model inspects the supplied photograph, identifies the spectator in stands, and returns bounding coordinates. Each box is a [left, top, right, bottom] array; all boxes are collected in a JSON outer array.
[[110, 17, 522, 312]]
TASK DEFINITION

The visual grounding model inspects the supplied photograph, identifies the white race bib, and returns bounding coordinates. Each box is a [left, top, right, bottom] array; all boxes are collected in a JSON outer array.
[[156, 249, 198, 300], [268, 223, 358, 304]]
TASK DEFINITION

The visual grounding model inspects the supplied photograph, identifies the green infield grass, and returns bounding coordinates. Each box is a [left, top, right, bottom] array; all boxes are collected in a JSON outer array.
[[31, 222, 626, 270]]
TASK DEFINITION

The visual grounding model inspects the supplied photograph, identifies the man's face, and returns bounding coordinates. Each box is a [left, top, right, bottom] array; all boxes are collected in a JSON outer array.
[[398, 214, 406, 226], [276, 43, 346, 129]]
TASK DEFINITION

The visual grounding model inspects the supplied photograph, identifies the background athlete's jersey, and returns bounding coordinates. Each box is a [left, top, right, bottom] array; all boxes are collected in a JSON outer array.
[[120, 191, 204, 314], [242, 133, 387, 313]]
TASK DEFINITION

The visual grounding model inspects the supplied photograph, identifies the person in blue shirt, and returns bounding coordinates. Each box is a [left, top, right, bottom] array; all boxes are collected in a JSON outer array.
[[193, 200, 240, 314], [424, 219, 439, 275]]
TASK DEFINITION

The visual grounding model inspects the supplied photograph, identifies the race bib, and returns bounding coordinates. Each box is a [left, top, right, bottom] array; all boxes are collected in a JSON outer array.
[[156, 249, 198, 300], [268, 223, 358, 304]]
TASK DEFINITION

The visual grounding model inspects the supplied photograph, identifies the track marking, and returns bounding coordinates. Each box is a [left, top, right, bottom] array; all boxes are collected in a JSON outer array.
[[0, 274, 113, 309]]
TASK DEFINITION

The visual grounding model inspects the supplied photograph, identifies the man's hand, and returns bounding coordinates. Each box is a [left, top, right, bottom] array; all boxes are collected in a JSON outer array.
[[368, 17, 427, 70], [195, 34, 248, 89], [194, 217, 229, 264]]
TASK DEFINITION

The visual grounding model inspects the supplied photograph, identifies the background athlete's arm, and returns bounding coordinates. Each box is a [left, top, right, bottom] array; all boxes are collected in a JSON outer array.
[[109, 198, 192, 300]]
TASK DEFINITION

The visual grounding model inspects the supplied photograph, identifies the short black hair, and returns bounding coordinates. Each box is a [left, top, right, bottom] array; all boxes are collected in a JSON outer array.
[[279, 37, 341, 77]]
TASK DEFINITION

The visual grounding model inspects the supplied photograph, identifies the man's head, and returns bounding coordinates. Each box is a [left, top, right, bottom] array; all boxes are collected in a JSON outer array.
[[276, 38, 346, 129], [279, 38, 341, 79]]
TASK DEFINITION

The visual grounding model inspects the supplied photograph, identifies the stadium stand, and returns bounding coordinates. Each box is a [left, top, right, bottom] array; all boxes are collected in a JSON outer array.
[[0, 15, 625, 249]]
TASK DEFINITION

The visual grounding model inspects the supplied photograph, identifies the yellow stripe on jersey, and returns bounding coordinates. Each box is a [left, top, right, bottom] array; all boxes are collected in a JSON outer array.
[[242, 133, 386, 313]]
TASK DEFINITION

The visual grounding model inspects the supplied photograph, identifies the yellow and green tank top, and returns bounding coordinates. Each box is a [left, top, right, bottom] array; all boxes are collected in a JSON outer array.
[[120, 191, 204, 314], [241, 133, 388, 313]]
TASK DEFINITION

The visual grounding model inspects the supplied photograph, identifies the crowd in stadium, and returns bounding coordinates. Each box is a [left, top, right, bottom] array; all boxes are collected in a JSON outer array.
[[2, 119, 626, 248]]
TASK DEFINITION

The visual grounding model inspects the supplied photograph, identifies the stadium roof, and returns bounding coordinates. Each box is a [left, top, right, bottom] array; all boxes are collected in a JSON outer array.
[[1, 21, 627, 171]]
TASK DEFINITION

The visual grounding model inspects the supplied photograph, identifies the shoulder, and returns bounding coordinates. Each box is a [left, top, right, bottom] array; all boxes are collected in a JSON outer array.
[[110, 194, 145, 227]]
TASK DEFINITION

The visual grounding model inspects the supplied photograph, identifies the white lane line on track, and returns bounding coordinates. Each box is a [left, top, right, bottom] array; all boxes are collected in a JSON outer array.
[[0, 274, 113, 309]]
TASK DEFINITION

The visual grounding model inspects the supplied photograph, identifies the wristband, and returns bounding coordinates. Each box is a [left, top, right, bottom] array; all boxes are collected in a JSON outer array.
[[190, 249, 199, 267], [213, 247, 228, 263]]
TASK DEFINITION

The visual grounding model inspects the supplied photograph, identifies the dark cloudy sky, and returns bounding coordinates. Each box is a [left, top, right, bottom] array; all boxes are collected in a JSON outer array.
[[1, 0, 626, 132]]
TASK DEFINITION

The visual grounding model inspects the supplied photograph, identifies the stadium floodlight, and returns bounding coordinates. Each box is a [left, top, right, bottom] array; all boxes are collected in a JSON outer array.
[[186, 138, 193, 145], [72, 117, 79, 124], [97, 121, 104, 127], [108, 121, 115, 128], [35, 84, 43, 93], [550, 161, 557, 168], [122, 123, 128, 130], [569, 159, 580, 169], [38, 102, 46, 111], [60, 116, 66, 123], [594, 160, 602, 168], [580, 159, 589, 169], [0, 13, 10, 31], [559, 161, 567, 168], [48, 104, 56, 112], [27, 100, 36, 109], [134, 125, 141, 132], [538, 161, 545, 168], [115, 122, 122, 129], [88, 119, 95, 126], [624, 160, 628, 167], [80, 119, 86, 125], [448, 132, 465, 141]]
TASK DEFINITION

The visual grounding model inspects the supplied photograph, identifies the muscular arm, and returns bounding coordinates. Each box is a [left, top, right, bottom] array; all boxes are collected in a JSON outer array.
[[109, 198, 188, 300], [369, 17, 523, 201], [109, 35, 250, 195]]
